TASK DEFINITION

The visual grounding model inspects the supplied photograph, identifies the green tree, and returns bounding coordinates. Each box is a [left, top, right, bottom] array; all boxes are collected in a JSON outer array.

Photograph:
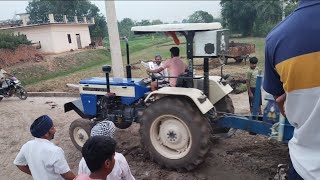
[[221, 0, 299, 37], [151, 19, 163, 25], [221, 0, 257, 36], [26, 0, 107, 38], [188, 10, 214, 23], [119, 18, 135, 38], [0, 32, 31, 49]]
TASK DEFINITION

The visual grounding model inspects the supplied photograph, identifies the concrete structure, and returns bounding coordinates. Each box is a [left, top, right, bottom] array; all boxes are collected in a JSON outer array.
[[0, 14, 95, 54]]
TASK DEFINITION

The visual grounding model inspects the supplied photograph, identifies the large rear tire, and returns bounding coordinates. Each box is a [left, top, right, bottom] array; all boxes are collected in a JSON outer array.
[[212, 95, 235, 133], [140, 97, 211, 171], [69, 118, 94, 151]]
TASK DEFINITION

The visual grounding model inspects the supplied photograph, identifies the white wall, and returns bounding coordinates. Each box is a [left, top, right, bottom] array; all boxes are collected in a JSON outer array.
[[50, 24, 92, 53], [8, 24, 92, 54], [12, 25, 55, 53]]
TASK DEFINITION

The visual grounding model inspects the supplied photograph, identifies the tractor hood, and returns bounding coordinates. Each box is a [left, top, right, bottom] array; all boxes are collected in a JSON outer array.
[[131, 22, 222, 34]]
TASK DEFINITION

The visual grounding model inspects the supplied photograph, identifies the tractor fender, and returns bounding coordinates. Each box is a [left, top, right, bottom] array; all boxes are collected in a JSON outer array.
[[144, 87, 213, 114], [193, 76, 233, 104]]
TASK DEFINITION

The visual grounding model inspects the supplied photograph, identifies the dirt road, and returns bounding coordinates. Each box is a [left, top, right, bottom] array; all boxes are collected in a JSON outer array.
[[0, 94, 288, 180]]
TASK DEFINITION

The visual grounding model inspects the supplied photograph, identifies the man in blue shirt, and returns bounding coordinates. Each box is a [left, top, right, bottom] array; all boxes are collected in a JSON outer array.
[[264, 1, 320, 179]]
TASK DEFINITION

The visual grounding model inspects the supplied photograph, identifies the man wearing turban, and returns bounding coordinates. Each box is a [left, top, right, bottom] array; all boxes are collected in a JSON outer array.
[[13, 115, 76, 180]]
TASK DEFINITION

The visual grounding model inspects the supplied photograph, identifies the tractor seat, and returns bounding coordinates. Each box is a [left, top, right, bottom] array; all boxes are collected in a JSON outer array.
[[176, 73, 193, 88]]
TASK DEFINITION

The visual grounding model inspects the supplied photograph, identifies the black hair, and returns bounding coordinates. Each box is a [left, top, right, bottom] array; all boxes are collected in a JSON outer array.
[[249, 57, 258, 64], [170, 47, 180, 57], [82, 136, 116, 172]]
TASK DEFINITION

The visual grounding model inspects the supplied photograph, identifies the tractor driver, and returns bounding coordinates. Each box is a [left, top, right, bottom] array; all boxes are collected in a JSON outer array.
[[147, 47, 188, 91]]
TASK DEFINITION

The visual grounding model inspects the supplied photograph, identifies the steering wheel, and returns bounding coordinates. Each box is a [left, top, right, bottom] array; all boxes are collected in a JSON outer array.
[[147, 71, 164, 81]]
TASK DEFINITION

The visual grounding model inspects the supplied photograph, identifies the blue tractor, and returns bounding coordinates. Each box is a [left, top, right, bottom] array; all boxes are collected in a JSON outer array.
[[65, 23, 293, 171]]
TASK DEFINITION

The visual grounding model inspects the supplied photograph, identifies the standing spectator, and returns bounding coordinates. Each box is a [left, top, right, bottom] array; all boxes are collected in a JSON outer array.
[[264, 0, 320, 179], [78, 121, 135, 180], [13, 115, 75, 180], [75, 136, 116, 180], [246, 57, 262, 114]]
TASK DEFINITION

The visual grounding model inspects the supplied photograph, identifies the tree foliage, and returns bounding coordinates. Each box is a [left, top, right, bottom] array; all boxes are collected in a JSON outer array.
[[221, 0, 299, 37], [188, 10, 214, 23], [0, 32, 31, 49], [26, 0, 107, 37]]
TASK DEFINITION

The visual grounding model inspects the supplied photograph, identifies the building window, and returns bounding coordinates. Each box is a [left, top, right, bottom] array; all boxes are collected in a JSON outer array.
[[67, 34, 72, 43]]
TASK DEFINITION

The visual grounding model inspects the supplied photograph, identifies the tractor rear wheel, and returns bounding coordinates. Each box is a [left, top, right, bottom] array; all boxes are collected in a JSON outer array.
[[212, 95, 235, 133], [69, 118, 94, 151], [140, 97, 211, 171]]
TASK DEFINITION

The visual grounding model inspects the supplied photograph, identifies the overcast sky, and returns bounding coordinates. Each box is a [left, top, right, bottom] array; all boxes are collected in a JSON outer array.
[[0, 1, 221, 22]]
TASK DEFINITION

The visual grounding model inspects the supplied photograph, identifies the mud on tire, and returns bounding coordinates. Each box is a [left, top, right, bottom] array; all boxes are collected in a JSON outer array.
[[212, 95, 235, 133], [69, 118, 95, 151], [140, 96, 211, 171]]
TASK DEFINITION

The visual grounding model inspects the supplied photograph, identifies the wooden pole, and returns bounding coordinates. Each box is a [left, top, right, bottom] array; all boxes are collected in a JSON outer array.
[[105, 0, 124, 78]]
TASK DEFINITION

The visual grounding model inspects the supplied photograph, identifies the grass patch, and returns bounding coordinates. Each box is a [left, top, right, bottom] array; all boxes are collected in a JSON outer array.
[[12, 49, 110, 85]]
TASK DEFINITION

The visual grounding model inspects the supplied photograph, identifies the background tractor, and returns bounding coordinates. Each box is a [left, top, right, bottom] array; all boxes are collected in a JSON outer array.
[[65, 23, 293, 171]]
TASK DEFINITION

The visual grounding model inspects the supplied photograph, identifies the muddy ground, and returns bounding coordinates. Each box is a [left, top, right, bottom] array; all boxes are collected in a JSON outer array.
[[0, 94, 288, 180]]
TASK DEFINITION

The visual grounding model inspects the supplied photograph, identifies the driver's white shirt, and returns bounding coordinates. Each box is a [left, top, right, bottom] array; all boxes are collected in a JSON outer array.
[[13, 138, 71, 180], [141, 61, 168, 81]]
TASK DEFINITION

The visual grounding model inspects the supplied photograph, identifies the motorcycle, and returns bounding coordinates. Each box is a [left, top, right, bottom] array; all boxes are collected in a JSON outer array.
[[0, 77, 28, 101]]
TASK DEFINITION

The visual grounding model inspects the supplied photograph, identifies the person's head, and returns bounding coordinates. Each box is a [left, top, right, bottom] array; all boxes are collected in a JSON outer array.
[[90, 120, 116, 138], [154, 54, 162, 66], [30, 115, 56, 140], [249, 57, 258, 69], [170, 47, 180, 57], [82, 136, 116, 177]]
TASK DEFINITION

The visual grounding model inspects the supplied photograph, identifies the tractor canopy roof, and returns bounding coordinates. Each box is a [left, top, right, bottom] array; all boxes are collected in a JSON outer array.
[[131, 22, 222, 34]]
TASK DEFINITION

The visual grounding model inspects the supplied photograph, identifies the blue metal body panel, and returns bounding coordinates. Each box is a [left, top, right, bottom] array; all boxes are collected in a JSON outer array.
[[80, 94, 97, 116], [80, 77, 150, 105], [217, 74, 294, 143], [79, 77, 150, 116]]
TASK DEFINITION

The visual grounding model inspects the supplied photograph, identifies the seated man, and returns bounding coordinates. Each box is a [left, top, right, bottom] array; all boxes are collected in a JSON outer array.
[[147, 47, 187, 91], [141, 54, 168, 84]]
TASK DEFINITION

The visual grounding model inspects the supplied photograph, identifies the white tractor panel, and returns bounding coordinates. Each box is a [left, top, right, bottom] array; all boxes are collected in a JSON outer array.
[[79, 84, 135, 97], [194, 30, 229, 57]]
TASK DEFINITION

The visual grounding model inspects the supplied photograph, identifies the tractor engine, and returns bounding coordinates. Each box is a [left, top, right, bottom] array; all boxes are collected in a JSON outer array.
[[97, 95, 137, 129]]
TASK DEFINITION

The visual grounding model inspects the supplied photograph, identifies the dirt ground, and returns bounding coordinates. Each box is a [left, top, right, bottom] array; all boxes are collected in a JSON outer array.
[[0, 93, 288, 180]]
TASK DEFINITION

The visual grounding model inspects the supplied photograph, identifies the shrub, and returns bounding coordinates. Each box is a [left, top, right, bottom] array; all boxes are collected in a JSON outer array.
[[0, 32, 31, 50]]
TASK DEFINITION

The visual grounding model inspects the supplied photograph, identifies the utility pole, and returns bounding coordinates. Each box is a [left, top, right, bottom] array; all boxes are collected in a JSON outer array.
[[282, 0, 286, 20], [105, 0, 124, 78]]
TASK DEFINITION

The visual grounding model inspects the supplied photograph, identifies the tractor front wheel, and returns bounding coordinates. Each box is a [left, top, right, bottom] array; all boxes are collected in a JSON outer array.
[[69, 118, 94, 151], [140, 97, 211, 171]]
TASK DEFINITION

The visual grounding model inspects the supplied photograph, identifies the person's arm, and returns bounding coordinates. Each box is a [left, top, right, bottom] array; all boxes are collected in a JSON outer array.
[[13, 145, 31, 175], [274, 93, 286, 117], [246, 71, 253, 98], [147, 67, 164, 73], [263, 40, 285, 115], [61, 171, 76, 180], [16, 165, 31, 175], [51, 148, 75, 180], [4, 72, 13, 77]]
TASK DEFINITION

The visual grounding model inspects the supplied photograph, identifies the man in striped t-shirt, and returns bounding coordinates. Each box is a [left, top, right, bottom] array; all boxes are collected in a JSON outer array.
[[264, 1, 320, 179]]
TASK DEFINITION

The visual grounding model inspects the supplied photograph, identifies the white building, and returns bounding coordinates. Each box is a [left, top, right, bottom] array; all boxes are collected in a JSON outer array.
[[0, 14, 95, 54]]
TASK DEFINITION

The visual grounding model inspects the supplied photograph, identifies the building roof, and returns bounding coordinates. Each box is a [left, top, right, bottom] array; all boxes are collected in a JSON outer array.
[[131, 23, 222, 34], [0, 22, 94, 31]]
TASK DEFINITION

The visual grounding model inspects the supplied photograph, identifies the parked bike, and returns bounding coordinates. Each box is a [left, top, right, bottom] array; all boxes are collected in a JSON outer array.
[[0, 77, 28, 101]]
